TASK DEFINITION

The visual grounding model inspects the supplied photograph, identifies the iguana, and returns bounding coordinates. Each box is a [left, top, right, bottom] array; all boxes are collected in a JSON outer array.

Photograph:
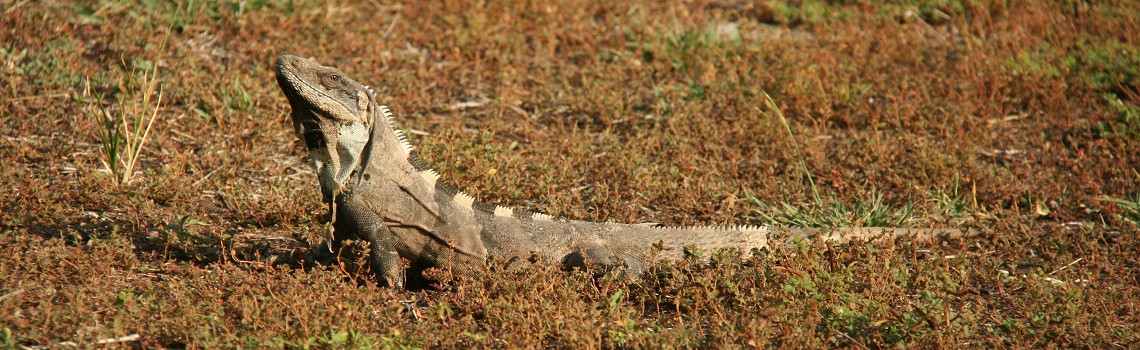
[[275, 54, 974, 288]]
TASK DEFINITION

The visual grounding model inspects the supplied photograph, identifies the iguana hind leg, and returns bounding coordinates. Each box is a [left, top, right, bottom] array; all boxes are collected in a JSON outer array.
[[561, 247, 645, 280]]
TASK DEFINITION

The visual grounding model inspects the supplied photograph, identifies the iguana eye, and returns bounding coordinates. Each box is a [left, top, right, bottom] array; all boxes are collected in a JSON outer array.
[[320, 73, 344, 90]]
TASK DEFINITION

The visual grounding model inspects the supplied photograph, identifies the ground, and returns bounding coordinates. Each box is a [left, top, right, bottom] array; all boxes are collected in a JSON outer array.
[[1, 0, 1138, 348]]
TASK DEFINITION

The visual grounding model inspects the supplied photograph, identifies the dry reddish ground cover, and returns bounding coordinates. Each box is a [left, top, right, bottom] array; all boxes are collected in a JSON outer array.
[[2, 0, 1138, 348]]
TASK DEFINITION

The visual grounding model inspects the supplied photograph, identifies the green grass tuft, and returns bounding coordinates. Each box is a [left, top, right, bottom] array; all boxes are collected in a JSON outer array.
[[83, 39, 168, 186]]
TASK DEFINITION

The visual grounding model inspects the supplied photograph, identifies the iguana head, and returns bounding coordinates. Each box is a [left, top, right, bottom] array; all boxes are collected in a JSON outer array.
[[275, 54, 377, 202]]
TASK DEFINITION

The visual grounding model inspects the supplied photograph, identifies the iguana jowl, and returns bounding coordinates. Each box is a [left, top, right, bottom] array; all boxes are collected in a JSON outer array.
[[275, 54, 973, 288]]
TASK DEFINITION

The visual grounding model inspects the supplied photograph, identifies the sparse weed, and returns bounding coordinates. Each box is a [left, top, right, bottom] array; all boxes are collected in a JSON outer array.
[[0, 327, 14, 349], [84, 51, 166, 186], [158, 214, 225, 262], [764, 92, 822, 204], [747, 189, 917, 228], [761, 0, 845, 24], [1064, 38, 1139, 99], [1063, 38, 1140, 139], [306, 329, 379, 350], [1100, 193, 1140, 225], [1096, 93, 1140, 139], [377, 330, 425, 350], [1004, 49, 1062, 78], [926, 175, 976, 223], [749, 93, 916, 227]]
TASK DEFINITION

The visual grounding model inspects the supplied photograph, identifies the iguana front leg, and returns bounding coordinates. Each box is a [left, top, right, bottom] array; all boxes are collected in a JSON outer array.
[[334, 190, 404, 289]]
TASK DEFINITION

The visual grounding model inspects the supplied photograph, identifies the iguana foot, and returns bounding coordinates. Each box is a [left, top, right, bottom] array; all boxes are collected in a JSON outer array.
[[311, 241, 339, 266]]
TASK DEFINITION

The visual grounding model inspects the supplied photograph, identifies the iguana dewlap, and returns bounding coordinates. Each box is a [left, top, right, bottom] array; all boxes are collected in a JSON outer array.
[[275, 54, 973, 288]]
